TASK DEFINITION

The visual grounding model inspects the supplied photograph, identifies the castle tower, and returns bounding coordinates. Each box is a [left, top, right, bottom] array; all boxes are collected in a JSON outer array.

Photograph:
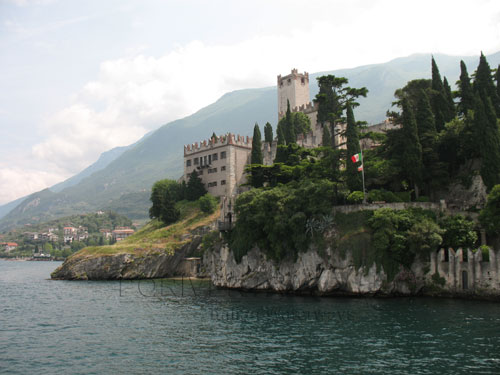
[[277, 69, 310, 118]]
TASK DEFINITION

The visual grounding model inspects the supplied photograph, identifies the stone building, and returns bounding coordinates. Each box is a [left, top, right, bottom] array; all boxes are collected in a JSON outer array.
[[277, 69, 347, 149], [183, 133, 252, 197]]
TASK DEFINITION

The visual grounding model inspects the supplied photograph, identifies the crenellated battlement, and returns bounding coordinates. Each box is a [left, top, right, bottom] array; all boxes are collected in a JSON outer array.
[[277, 69, 309, 86], [278, 101, 317, 118], [184, 133, 252, 155]]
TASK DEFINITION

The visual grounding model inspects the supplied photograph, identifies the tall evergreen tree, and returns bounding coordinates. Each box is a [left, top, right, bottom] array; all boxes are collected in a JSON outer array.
[[401, 98, 423, 198], [474, 52, 500, 116], [277, 121, 285, 145], [474, 94, 500, 189], [430, 57, 448, 131], [415, 90, 442, 193], [251, 123, 263, 164], [345, 104, 362, 191], [284, 100, 296, 144], [443, 77, 455, 120], [186, 171, 207, 201], [322, 124, 331, 147], [264, 122, 273, 143], [495, 64, 500, 101], [457, 60, 474, 116]]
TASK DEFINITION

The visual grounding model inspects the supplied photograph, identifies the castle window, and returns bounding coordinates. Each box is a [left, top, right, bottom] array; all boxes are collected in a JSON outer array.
[[221, 180, 226, 185], [198, 170, 203, 175], [287, 78, 291, 84], [193, 157, 199, 165], [208, 181, 218, 187], [204, 156, 208, 165], [186, 159, 192, 167], [301, 78, 305, 84], [208, 168, 217, 174], [212, 153, 218, 161], [221, 166, 226, 171], [220, 151, 226, 159]]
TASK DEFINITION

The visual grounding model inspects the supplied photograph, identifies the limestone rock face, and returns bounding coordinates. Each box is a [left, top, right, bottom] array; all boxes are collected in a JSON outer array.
[[204, 245, 424, 296], [51, 236, 202, 280]]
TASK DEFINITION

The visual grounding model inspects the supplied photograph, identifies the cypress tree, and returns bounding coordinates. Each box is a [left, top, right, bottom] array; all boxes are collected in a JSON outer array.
[[186, 171, 207, 201], [264, 122, 273, 143], [322, 123, 331, 147], [251, 123, 263, 164], [474, 94, 500, 189], [401, 98, 423, 198], [284, 100, 296, 144], [277, 121, 285, 145], [430, 57, 448, 131], [496, 64, 500, 102], [474, 52, 500, 116], [345, 104, 362, 191], [443, 77, 455, 121], [415, 90, 441, 193], [457, 60, 474, 116]]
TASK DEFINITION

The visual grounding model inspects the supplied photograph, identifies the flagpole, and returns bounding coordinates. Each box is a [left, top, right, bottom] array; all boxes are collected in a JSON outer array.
[[360, 142, 366, 204]]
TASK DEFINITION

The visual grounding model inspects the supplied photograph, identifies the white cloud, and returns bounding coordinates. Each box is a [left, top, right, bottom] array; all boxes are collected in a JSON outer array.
[[2, 0, 500, 206]]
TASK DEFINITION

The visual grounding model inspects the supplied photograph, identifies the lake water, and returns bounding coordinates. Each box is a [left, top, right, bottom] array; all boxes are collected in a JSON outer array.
[[1, 260, 500, 374]]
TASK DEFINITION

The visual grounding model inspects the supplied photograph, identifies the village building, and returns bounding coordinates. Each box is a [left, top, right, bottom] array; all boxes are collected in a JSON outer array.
[[0, 242, 18, 252], [100, 229, 113, 240]]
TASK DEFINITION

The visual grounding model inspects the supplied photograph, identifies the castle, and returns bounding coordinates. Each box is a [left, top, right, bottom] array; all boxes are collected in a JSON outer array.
[[182, 69, 349, 198]]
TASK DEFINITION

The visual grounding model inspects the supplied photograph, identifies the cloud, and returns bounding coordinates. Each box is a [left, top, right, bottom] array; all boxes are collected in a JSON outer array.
[[2, 0, 500, 206]]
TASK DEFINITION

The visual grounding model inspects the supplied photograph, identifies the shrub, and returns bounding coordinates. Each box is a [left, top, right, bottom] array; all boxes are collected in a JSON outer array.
[[367, 189, 402, 203], [440, 215, 477, 249], [347, 191, 364, 204], [416, 196, 430, 202], [199, 193, 218, 214]]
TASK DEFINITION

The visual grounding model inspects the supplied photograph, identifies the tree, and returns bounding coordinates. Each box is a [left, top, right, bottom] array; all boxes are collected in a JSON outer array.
[[415, 89, 443, 193], [440, 215, 477, 249], [186, 171, 207, 201], [199, 193, 218, 214], [251, 123, 263, 164], [314, 75, 368, 126], [401, 98, 423, 198], [284, 100, 296, 144], [496, 64, 500, 102], [149, 179, 181, 224], [264, 122, 273, 143], [479, 184, 500, 235], [345, 104, 362, 191], [277, 122, 285, 145], [430, 57, 449, 131], [322, 123, 331, 147], [292, 112, 311, 136], [457, 60, 474, 116], [474, 94, 500, 189], [474, 52, 500, 116]]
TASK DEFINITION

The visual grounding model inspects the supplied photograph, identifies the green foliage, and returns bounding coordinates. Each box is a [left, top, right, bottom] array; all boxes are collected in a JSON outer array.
[[400, 98, 423, 196], [347, 191, 364, 204], [368, 208, 438, 280], [457, 60, 474, 116], [292, 112, 311, 135], [322, 124, 331, 147], [474, 52, 500, 116], [186, 171, 207, 201], [479, 185, 500, 235], [432, 272, 446, 286], [440, 215, 477, 249], [149, 179, 181, 225], [229, 179, 339, 262], [367, 189, 402, 203], [201, 230, 221, 253], [199, 193, 218, 214], [480, 245, 490, 262], [284, 100, 296, 144], [251, 123, 263, 164], [264, 122, 273, 143]]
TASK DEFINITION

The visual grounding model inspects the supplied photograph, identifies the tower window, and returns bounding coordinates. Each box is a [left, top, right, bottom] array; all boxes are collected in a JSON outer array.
[[186, 159, 192, 167], [301, 78, 305, 84], [194, 157, 199, 165], [220, 151, 227, 159]]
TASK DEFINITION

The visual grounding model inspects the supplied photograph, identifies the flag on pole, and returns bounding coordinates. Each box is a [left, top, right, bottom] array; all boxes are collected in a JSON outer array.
[[351, 153, 362, 163], [357, 164, 363, 172]]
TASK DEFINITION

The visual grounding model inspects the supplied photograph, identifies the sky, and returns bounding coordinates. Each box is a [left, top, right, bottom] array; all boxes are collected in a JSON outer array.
[[0, 0, 499, 205]]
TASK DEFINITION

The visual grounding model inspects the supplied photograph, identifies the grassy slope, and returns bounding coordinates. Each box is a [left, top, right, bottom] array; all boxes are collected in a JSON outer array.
[[72, 201, 219, 259]]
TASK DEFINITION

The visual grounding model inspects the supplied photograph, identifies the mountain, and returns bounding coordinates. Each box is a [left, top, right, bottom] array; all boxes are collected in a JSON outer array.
[[1, 52, 499, 231]]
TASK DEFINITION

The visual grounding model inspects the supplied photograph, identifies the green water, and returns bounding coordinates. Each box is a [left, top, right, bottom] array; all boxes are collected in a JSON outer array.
[[1, 260, 500, 374]]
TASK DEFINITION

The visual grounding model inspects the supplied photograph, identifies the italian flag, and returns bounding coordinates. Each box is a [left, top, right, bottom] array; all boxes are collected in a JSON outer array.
[[351, 152, 362, 163], [357, 165, 363, 172]]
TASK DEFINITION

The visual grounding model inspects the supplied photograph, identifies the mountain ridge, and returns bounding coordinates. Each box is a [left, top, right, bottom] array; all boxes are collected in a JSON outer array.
[[1, 52, 499, 231]]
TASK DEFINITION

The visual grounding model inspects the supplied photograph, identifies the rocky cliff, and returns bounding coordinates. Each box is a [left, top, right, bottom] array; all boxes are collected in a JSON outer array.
[[204, 244, 500, 299], [51, 234, 204, 280], [203, 245, 427, 296]]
